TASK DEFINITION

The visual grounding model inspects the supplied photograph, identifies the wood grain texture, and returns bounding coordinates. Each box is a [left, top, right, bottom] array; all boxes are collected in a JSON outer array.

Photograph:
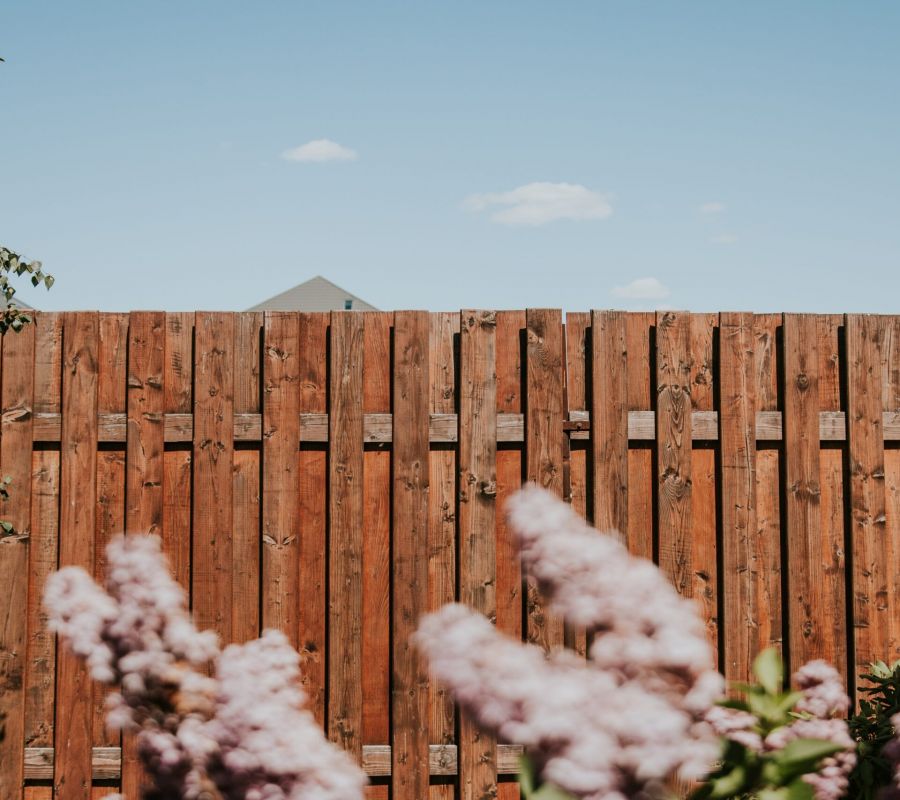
[[427, 312, 458, 800], [391, 311, 431, 800], [96, 314, 129, 775], [656, 311, 693, 596], [297, 313, 328, 727], [626, 313, 654, 561], [525, 309, 566, 651], [24, 313, 62, 755], [846, 315, 894, 688], [192, 312, 235, 643], [816, 315, 848, 685], [495, 311, 525, 800], [719, 313, 758, 682], [362, 312, 391, 796], [262, 312, 301, 643], [0, 322, 34, 800], [783, 314, 832, 672], [25, 450, 58, 751], [691, 314, 718, 659], [126, 312, 165, 537], [592, 310, 628, 537], [55, 312, 99, 799], [884, 447, 900, 664], [328, 312, 365, 758], [753, 314, 784, 662], [233, 312, 262, 644], [162, 314, 192, 590], [459, 310, 498, 800], [563, 311, 589, 657]]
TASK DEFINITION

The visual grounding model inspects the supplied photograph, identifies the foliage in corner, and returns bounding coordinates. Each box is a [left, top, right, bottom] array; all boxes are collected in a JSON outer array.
[[691, 649, 846, 800], [0, 246, 54, 334], [847, 660, 900, 800]]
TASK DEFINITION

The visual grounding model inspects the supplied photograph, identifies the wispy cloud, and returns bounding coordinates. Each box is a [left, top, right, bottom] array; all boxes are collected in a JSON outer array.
[[700, 201, 725, 214], [281, 139, 358, 163], [710, 233, 738, 244], [611, 277, 671, 301], [463, 182, 613, 226]]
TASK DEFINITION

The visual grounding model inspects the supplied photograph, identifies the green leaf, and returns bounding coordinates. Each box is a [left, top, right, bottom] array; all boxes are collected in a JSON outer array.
[[784, 778, 816, 800], [775, 738, 844, 768], [531, 783, 577, 800], [757, 789, 790, 800], [518, 754, 536, 797], [775, 691, 805, 714], [754, 648, 784, 695], [709, 765, 747, 798]]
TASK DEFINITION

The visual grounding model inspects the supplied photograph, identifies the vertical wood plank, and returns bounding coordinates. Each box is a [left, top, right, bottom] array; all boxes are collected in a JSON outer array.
[[783, 314, 834, 672], [592, 310, 628, 537], [298, 313, 328, 727], [126, 312, 165, 538], [719, 312, 758, 682], [328, 312, 365, 758], [262, 312, 301, 644], [362, 312, 391, 799], [563, 312, 589, 657], [25, 313, 62, 755], [691, 314, 719, 660], [525, 308, 566, 651], [164, 313, 193, 418], [427, 311, 458, 800], [95, 313, 128, 797], [565, 311, 589, 517], [626, 313, 654, 561], [753, 314, 783, 665], [55, 313, 99, 799], [884, 419, 900, 665], [846, 315, 894, 687], [233, 312, 262, 644], [495, 310, 524, 800], [25, 450, 58, 750], [459, 310, 497, 800], [656, 311, 693, 596], [192, 312, 234, 643], [163, 313, 193, 590], [817, 316, 850, 687], [0, 322, 35, 800], [391, 311, 430, 800]]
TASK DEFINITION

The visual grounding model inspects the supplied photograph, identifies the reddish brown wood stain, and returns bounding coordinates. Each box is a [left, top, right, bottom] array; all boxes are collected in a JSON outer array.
[[4, 310, 897, 797]]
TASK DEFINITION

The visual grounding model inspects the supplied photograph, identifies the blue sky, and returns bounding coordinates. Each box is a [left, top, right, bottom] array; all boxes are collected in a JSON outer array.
[[2, 2, 898, 312]]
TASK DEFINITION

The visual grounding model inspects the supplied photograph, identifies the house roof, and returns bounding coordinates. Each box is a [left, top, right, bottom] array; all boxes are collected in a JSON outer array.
[[247, 276, 377, 312]]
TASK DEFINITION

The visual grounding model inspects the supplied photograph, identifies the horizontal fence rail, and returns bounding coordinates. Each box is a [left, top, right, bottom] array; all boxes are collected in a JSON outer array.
[[1, 309, 899, 800], [23, 409, 900, 443]]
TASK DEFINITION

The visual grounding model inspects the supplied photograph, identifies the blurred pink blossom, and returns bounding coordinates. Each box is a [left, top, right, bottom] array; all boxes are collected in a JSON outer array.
[[45, 534, 366, 800], [416, 484, 724, 799]]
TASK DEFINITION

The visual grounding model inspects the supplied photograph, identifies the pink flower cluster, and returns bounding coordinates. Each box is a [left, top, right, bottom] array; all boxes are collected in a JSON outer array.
[[45, 534, 366, 800], [415, 484, 724, 800], [707, 660, 856, 800]]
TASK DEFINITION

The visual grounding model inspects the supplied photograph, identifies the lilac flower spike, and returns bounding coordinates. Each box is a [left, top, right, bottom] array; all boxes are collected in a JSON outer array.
[[45, 534, 366, 800], [416, 484, 724, 800]]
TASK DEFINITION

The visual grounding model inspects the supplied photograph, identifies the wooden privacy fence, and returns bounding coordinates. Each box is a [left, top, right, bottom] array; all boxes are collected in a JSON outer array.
[[0, 309, 898, 800]]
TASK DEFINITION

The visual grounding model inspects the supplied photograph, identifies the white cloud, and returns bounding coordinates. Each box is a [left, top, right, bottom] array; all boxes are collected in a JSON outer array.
[[463, 182, 613, 226], [700, 201, 725, 214], [711, 233, 738, 244], [611, 277, 671, 301], [281, 139, 358, 163]]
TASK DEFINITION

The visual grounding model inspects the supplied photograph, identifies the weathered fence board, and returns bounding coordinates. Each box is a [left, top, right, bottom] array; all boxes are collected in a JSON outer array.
[[3, 309, 900, 799]]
